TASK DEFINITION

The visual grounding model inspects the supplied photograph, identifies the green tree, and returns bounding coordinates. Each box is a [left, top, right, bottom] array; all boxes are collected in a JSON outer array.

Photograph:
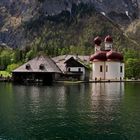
[[124, 49, 140, 61], [6, 63, 21, 73], [0, 49, 12, 69], [25, 50, 35, 61], [125, 58, 140, 79]]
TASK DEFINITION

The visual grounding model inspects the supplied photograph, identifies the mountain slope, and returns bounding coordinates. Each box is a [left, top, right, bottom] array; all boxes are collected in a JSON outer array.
[[23, 8, 139, 57], [125, 19, 140, 45], [0, 0, 140, 51]]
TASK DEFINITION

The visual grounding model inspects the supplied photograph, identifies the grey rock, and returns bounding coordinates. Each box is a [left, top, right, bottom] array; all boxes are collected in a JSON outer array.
[[0, 0, 139, 48]]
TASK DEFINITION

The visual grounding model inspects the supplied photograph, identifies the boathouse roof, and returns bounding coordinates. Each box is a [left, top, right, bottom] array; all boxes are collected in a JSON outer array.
[[64, 57, 90, 69], [13, 55, 62, 73]]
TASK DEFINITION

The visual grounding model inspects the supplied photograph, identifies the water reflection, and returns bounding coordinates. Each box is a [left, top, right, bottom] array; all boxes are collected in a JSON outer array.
[[90, 83, 124, 110], [91, 82, 124, 96], [0, 82, 140, 139]]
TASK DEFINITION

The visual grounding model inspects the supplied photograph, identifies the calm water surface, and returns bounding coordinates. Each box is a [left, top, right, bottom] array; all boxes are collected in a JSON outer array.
[[0, 82, 140, 140]]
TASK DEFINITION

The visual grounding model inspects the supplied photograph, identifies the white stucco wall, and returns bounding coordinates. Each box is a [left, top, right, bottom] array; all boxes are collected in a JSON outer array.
[[120, 63, 125, 79], [92, 62, 105, 80], [106, 61, 124, 80], [92, 61, 125, 80]]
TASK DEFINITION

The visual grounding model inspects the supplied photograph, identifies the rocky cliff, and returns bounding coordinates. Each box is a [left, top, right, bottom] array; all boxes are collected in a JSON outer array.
[[0, 0, 140, 49]]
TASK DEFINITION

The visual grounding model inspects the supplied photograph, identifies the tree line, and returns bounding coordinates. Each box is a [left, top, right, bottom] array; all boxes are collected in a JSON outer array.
[[0, 46, 140, 79]]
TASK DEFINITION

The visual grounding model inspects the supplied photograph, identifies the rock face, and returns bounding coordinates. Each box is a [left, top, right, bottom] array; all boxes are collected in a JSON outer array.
[[0, 0, 140, 48]]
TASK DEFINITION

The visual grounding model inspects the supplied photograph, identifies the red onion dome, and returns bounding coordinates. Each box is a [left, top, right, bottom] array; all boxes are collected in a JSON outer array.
[[107, 51, 123, 61], [90, 51, 107, 61], [94, 36, 102, 46], [104, 35, 113, 43]]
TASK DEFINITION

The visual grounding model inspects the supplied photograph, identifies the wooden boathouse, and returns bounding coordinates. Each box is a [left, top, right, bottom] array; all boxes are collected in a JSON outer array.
[[64, 57, 90, 81], [53, 55, 90, 81], [12, 55, 62, 84]]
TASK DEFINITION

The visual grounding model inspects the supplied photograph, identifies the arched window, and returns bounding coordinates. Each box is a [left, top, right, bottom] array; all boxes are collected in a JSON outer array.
[[100, 65, 103, 72], [120, 66, 123, 73], [106, 65, 108, 72]]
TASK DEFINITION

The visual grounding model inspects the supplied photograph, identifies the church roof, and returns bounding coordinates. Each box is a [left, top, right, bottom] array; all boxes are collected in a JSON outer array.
[[90, 51, 107, 61], [94, 36, 102, 46], [107, 51, 123, 61], [90, 50, 123, 62], [104, 35, 113, 43]]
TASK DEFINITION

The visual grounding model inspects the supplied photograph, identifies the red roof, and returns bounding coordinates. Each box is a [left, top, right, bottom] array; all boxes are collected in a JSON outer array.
[[104, 35, 113, 43], [90, 51, 107, 61], [94, 36, 102, 46], [90, 50, 123, 62], [107, 51, 123, 61]]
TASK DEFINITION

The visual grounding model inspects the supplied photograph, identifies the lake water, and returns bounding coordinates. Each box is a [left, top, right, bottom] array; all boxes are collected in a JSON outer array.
[[0, 82, 140, 140]]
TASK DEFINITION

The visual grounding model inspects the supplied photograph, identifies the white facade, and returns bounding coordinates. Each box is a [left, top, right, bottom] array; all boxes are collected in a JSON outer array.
[[92, 61, 124, 80], [92, 62, 105, 80], [106, 61, 124, 80]]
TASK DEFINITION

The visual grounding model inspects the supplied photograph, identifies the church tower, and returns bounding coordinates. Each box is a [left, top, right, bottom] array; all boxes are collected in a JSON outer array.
[[104, 35, 113, 51], [94, 36, 102, 52]]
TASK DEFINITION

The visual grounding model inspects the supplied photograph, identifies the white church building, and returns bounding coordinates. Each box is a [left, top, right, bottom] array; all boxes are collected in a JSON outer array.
[[90, 35, 124, 81]]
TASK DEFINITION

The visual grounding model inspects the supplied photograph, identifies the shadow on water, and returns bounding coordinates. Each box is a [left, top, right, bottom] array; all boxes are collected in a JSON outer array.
[[0, 82, 139, 139]]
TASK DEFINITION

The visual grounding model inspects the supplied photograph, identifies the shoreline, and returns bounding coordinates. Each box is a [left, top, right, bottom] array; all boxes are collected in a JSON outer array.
[[0, 79, 140, 84], [55, 80, 140, 84]]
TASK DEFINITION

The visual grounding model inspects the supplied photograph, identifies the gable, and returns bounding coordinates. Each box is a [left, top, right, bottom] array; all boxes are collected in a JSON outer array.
[[65, 57, 86, 68]]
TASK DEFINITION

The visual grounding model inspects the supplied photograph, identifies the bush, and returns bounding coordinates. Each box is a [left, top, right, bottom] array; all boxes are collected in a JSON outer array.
[[6, 63, 21, 73]]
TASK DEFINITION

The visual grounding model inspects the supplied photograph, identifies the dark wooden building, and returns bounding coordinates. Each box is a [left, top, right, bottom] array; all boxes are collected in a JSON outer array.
[[12, 55, 62, 84]]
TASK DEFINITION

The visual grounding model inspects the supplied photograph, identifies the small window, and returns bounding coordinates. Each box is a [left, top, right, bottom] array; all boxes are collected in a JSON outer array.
[[120, 66, 123, 73], [39, 64, 45, 70], [68, 68, 70, 72], [25, 64, 30, 70], [106, 65, 108, 72], [100, 65, 103, 72], [78, 68, 81, 72]]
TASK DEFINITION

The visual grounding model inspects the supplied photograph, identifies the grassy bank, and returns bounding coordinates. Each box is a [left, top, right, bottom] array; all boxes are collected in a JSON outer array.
[[0, 71, 11, 77]]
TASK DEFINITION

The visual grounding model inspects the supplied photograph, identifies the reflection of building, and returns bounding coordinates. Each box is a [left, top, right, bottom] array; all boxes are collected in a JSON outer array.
[[91, 83, 124, 99], [12, 55, 62, 83], [90, 35, 125, 80], [90, 82, 124, 127], [90, 82, 125, 113]]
